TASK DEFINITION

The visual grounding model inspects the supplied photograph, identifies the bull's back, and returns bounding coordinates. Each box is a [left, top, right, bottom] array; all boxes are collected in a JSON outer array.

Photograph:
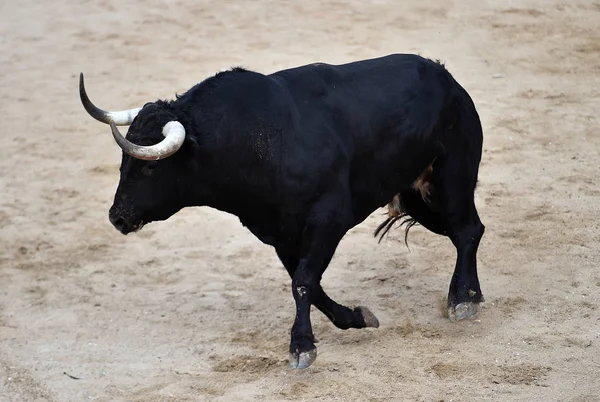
[[272, 54, 454, 214]]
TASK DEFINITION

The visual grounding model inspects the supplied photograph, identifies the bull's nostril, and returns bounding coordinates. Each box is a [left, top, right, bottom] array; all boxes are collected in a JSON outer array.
[[110, 215, 125, 230]]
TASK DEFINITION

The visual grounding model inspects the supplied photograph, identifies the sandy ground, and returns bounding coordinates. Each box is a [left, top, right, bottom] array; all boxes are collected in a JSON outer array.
[[1, 0, 600, 400]]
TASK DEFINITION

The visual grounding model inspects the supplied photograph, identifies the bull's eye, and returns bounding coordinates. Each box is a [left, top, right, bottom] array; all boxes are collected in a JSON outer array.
[[141, 162, 158, 177]]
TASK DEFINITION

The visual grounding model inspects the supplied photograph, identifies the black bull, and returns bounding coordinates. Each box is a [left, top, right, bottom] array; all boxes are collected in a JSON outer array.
[[79, 54, 485, 369]]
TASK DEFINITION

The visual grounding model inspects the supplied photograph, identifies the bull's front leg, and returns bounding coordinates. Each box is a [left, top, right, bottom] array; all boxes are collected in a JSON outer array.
[[289, 262, 320, 369], [288, 203, 350, 369], [277, 248, 380, 331]]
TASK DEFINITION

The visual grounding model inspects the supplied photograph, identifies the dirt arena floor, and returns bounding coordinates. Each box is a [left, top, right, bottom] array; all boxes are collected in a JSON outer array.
[[1, 0, 599, 400]]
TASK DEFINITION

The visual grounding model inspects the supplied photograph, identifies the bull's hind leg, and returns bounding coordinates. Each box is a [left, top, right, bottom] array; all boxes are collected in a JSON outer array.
[[376, 158, 485, 321], [437, 107, 486, 320], [433, 175, 485, 321]]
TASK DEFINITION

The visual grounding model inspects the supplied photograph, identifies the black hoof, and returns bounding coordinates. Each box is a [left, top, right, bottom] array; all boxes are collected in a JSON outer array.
[[448, 302, 479, 321], [289, 337, 317, 369], [355, 306, 380, 328], [447, 288, 484, 321], [289, 348, 317, 369]]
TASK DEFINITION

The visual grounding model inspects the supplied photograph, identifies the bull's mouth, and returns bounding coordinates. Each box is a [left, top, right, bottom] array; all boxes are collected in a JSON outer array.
[[131, 221, 145, 233]]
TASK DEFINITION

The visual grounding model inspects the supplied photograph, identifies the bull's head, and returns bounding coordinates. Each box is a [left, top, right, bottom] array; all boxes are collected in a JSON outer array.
[[79, 73, 189, 234]]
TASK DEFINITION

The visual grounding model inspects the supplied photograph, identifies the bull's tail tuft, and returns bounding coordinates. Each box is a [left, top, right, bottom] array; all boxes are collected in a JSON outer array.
[[374, 194, 419, 247]]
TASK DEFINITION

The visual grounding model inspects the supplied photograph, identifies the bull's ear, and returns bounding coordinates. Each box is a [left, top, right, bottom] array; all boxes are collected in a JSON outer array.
[[181, 135, 204, 171], [184, 135, 201, 152]]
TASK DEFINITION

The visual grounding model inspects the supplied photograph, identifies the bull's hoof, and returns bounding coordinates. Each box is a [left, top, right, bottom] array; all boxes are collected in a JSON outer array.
[[355, 306, 380, 328], [448, 302, 479, 321], [289, 348, 317, 369]]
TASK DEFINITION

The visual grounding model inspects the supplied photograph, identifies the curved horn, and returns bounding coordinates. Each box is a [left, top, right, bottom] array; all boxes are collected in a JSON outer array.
[[79, 73, 142, 126], [110, 121, 186, 161]]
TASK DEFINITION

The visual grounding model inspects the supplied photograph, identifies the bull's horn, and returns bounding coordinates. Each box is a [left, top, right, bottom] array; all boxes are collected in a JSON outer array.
[[79, 73, 142, 125], [109, 120, 185, 161]]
